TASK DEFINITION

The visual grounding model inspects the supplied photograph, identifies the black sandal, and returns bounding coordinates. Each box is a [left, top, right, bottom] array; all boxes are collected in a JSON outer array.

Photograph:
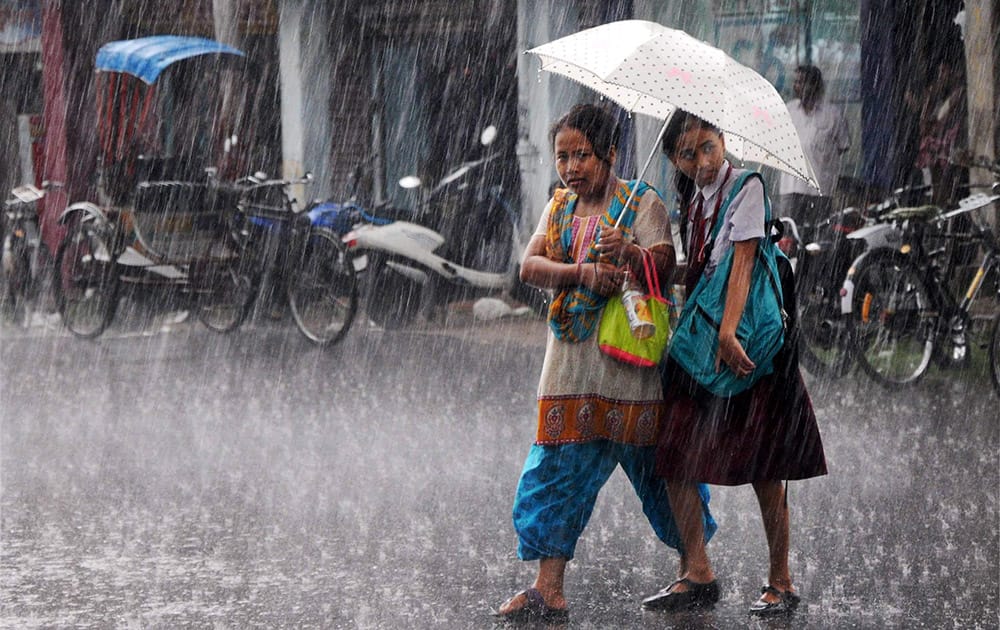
[[748, 584, 801, 616], [493, 587, 569, 623], [641, 577, 720, 611]]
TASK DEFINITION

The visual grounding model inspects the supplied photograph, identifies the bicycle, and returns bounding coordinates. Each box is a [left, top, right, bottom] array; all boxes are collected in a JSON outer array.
[[55, 36, 257, 340], [784, 184, 931, 379], [783, 210, 862, 379], [846, 158, 1000, 393], [203, 172, 359, 345]]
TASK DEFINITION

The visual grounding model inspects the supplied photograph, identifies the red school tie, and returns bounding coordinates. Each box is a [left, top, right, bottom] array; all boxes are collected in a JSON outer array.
[[688, 193, 707, 263]]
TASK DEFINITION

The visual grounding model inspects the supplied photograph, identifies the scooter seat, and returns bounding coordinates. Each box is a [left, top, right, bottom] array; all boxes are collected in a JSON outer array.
[[886, 205, 941, 222], [132, 181, 216, 263], [369, 202, 418, 223]]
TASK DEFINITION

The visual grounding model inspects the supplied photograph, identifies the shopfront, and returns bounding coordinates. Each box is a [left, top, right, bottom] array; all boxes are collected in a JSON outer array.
[[0, 0, 43, 195]]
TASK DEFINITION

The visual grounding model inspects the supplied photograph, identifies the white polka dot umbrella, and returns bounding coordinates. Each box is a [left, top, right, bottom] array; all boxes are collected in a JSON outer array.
[[527, 20, 819, 193]]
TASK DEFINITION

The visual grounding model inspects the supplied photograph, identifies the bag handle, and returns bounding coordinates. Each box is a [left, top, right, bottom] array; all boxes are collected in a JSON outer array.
[[639, 247, 664, 300]]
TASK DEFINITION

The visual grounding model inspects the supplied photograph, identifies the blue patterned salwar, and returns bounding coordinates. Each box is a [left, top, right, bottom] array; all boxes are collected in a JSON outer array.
[[513, 441, 716, 560]]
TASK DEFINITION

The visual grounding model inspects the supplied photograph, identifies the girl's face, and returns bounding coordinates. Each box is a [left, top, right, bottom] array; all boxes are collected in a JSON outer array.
[[670, 126, 726, 189], [554, 127, 615, 200]]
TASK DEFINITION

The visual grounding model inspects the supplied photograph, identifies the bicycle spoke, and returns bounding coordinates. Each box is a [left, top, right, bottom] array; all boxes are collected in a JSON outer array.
[[850, 257, 934, 386]]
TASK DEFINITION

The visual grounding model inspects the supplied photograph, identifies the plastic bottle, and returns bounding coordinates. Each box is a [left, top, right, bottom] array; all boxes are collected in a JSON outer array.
[[621, 267, 655, 339]]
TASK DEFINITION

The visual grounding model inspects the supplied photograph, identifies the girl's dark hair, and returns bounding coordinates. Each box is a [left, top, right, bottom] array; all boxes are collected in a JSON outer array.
[[796, 65, 825, 100], [661, 110, 721, 158], [661, 111, 722, 209], [550, 104, 620, 164]]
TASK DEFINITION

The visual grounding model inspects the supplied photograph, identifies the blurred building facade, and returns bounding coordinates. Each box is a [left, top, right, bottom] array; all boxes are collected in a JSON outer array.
[[3, 0, 996, 254]]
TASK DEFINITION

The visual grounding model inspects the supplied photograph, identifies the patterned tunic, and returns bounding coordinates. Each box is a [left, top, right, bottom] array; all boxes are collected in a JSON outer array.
[[533, 181, 672, 446]]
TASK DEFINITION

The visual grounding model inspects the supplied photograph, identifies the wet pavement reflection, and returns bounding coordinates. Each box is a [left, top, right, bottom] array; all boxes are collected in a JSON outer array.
[[1, 311, 997, 628]]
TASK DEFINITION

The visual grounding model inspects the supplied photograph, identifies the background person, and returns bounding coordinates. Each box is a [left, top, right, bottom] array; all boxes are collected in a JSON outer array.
[[914, 55, 968, 207], [642, 111, 827, 616], [778, 65, 850, 239], [494, 104, 715, 622]]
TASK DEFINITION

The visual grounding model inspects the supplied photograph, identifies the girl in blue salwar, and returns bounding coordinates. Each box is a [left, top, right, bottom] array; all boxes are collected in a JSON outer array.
[[494, 104, 715, 622]]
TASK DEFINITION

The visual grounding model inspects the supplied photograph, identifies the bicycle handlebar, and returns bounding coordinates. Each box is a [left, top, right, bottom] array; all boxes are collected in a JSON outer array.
[[226, 173, 315, 220], [238, 172, 314, 190]]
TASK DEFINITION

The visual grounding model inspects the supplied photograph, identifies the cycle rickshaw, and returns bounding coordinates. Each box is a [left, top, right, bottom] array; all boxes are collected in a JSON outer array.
[[57, 35, 359, 343], [54, 35, 260, 338]]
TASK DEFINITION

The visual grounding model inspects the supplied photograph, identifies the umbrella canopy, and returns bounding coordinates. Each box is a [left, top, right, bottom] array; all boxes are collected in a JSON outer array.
[[96, 35, 245, 85], [527, 20, 819, 190]]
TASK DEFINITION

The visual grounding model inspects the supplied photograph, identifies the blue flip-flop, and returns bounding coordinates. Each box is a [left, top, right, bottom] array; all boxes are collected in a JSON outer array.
[[493, 587, 569, 623]]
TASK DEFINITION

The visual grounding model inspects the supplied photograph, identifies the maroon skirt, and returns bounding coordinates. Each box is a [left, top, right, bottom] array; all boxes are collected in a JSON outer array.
[[654, 344, 828, 486]]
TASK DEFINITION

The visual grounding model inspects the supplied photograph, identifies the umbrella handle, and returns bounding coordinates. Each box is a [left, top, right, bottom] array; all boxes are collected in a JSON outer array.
[[615, 117, 672, 229]]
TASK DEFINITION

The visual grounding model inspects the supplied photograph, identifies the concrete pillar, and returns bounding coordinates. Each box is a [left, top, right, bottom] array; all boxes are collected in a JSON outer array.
[[212, 0, 240, 47], [516, 0, 580, 236], [277, 0, 332, 204], [962, 0, 998, 229]]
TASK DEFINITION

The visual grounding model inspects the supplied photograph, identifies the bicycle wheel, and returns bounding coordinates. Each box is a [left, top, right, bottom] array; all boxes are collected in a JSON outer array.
[[848, 256, 935, 386], [989, 313, 1000, 397], [194, 230, 258, 333], [795, 254, 853, 378], [55, 219, 119, 338], [287, 228, 358, 345]]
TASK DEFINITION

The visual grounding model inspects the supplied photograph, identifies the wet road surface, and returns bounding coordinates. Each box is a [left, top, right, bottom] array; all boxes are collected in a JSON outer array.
[[1, 303, 997, 628]]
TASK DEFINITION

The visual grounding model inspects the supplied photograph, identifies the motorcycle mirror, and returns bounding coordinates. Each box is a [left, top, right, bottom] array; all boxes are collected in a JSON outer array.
[[399, 175, 422, 189], [480, 125, 498, 147]]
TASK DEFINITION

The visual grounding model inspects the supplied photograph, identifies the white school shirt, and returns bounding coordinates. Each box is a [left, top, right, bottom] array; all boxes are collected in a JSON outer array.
[[691, 161, 766, 280]]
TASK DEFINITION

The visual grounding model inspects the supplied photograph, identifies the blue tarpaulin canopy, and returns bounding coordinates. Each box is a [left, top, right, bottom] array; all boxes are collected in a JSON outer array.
[[96, 35, 245, 85]]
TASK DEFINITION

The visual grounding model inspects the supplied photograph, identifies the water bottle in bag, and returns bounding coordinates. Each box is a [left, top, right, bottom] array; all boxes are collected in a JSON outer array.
[[620, 267, 655, 339]]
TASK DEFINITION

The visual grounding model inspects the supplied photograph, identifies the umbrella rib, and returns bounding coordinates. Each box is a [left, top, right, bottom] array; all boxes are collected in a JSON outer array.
[[530, 57, 646, 113], [734, 136, 818, 189]]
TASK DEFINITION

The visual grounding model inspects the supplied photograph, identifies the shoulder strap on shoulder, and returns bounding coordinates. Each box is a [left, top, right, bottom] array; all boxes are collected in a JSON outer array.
[[708, 171, 770, 242]]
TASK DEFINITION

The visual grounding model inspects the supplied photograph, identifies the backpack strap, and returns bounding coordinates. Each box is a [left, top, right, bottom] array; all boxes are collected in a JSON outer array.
[[700, 170, 785, 313], [707, 170, 771, 244]]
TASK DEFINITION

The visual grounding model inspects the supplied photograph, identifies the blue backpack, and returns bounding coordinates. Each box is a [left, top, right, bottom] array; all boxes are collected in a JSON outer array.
[[667, 171, 788, 398]]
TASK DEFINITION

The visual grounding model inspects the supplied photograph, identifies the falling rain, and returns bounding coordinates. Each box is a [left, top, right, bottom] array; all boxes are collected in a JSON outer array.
[[1, 1, 997, 628]]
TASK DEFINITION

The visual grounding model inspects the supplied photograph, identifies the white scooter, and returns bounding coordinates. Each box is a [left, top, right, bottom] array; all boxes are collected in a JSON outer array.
[[344, 126, 546, 329]]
